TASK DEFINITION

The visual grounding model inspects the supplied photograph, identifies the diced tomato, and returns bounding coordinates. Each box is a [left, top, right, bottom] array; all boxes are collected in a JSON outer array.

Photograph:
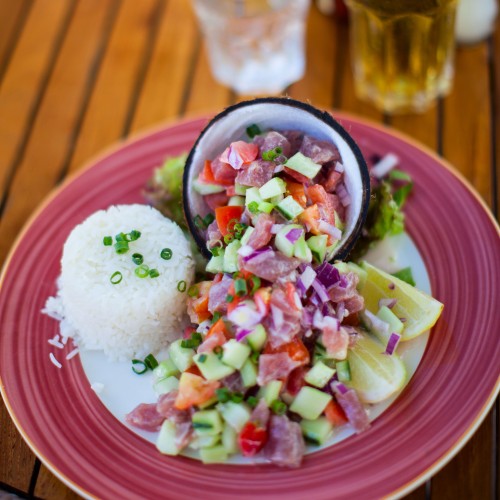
[[285, 366, 306, 396], [206, 318, 230, 340], [238, 421, 268, 457], [186, 281, 212, 323], [264, 337, 310, 365], [324, 399, 348, 426], [307, 184, 329, 205], [298, 204, 321, 235], [215, 206, 245, 236], [184, 364, 203, 377], [221, 141, 259, 169], [284, 167, 311, 184], [286, 181, 307, 208], [284, 282, 300, 311], [198, 160, 233, 186], [253, 286, 271, 316], [174, 372, 219, 410]]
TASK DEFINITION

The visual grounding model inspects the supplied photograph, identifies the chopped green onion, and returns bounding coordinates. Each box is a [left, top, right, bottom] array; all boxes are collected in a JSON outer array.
[[114, 240, 129, 254], [110, 271, 123, 285], [144, 353, 159, 370], [227, 218, 239, 233], [131, 359, 147, 374], [187, 285, 199, 297], [246, 396, 258, 408], [132, 253, 143, 265], [388, 169, 412, 182], [248, 201, 259, 214], [149, 268, 160, 278], [115, 232, 127, 242], [194, 214, 206, 229], [203, 213, 215, 226], [215, 387, 231, 403], [246, 124, 261, 139], [181, 339, 194, 349], [192, 422, 212, 429], [234, 278, 248, 297], [262, 146, 283, 162], [128, 230, 141, 241], [230, 392, 244, 403], [192, 332, 203, 345], [250, 351, 260, 364], [160, 248, 172, 260], [270, 399, 287, 415], [103, 236, 112, 246], [224, 234, 235, 244], [177, 280, 187, 292], [135, 264, 150, 278], [211, 246, 222, 257], [212, 311, 221, 323], [198, 354, 207, 363], [249, 276, 261, 294], [225, 294, 234, 303]]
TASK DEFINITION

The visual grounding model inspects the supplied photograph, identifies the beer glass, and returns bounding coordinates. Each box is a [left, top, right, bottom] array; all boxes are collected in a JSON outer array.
[[345, 0, 458, 113]]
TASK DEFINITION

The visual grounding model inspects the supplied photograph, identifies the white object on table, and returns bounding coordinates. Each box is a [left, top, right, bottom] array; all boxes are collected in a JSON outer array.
[[456, 0, 498, 43]]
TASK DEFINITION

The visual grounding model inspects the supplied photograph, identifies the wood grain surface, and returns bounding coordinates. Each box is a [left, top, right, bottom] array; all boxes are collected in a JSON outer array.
[[0, 1, 498, 498]]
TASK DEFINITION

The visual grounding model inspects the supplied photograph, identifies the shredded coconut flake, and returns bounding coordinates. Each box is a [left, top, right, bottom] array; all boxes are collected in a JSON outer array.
[[66, 348, 79, 360], [49, 353, 62, 368], [48, 338, 64, 349]]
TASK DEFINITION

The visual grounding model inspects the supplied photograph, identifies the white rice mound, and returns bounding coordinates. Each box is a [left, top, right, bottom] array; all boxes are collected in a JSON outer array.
[[44, 204, 195, 361]]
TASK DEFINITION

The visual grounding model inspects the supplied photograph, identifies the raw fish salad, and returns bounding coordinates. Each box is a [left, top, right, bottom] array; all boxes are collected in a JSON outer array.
[[127, 128, 443, 467]]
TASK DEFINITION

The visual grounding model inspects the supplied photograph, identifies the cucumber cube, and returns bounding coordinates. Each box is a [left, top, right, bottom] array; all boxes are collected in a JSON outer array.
[[193, 178, 226, 195], [336, 360, 351, 382], [188, 434, 220, 450], [275, 224, 302, 258], [206, 253, 225, 274], [222, 424, 238, 454], [285, 152, 322, 179], [276, 196, 305, 220], [228, 195, 245, 206], [153, 376, 180, 395], [168, 339, 195, 372], [217, 401, 251, 432], [300, 417, 333, 446], [222, 339, 251, 369], [194, 352, 235, 381], [246, 324, 267, 351], [304, 361, 336, 388], [289, 386, 332, 420], [240, 358, 258, 387], [154, 358, 179, 380], [223, 240, 241, 273], [377, 306, 404, 334], [235, 183, 248, 195], [293, 236, 313, 262], [245, 187, 263, 206], [192, 410, 223, 436], [258, 380, 283, 406], [239, 226, 254, 246], [259, 177, 287, 200], [334, 210, 345, 231], [257, 201, 275, 214], [199, 445, 228, 464], [269, 194, 284, 205], [307, 235, 328, 263], [156, 420, 181, 455]]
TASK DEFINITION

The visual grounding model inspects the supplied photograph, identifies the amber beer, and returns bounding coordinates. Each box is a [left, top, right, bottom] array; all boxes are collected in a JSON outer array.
[[345, 0, 458, 113]]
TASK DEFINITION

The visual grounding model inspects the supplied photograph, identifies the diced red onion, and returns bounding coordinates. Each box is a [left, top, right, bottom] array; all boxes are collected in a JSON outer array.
[[334, 161, 344, 173], [331, 381, 348, 395], [196, 319, 212, 334], [273, 164, 285, 173], [292, 291, 302, 310], [238, 244, 254, 258], [323, 316, 340, 331], [379, 298, 397, 309], [243, 246, 273, 262], [385, 332, 401, 355], [321, 301, 336, 317], [271, 304, 284, 329], [304, 329, 313, 338], [271, 224, 285, 234], [309, 292, 320, 307], [371, 152, 399, 179], [400, 317, 407, 323], [227, 301, 263, 328], [312, 278, 330, 303], [285, 228, 303, 244], [319, 220, 342, 240], [363, 310, 390, 337], [315, 262, 341, 288], [312, 309, 324, 329], [388, 282, 395, 290], [297, 266, 316, 297], [236, 328, 252, 342], [336, 301, 345, 320], [336, 183, 351, 207]]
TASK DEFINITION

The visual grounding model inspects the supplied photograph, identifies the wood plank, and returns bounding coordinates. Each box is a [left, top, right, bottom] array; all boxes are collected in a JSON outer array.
[[493, 15, 500, 219], [440, 42, 492, 205], [34, 464, 80, 500], [130, 0, 200, 131], [0, 0, 32, 81], [288, 5, 337, 110], [389, 107, 439, 151], [0, 0, 74, 202], [0, 397, 35, 491], [183, 42, 233, 116], [0, 0, 117, 266], [66, 0, 163, 175]]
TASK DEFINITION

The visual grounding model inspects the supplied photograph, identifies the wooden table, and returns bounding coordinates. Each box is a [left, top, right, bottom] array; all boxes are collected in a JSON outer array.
[[0, 1, 498, 498]]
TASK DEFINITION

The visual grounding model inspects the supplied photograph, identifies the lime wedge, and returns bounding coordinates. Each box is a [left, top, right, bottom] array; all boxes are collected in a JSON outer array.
[[360, 261, 444, 341], [346, 334, 407, 404]]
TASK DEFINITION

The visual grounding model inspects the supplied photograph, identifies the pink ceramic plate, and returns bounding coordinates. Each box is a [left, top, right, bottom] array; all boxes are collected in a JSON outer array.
[[1, 114, 499, 500]]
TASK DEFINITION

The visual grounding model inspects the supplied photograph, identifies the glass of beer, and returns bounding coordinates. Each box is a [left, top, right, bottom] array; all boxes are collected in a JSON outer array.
[[345, 0, 458, 113]]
